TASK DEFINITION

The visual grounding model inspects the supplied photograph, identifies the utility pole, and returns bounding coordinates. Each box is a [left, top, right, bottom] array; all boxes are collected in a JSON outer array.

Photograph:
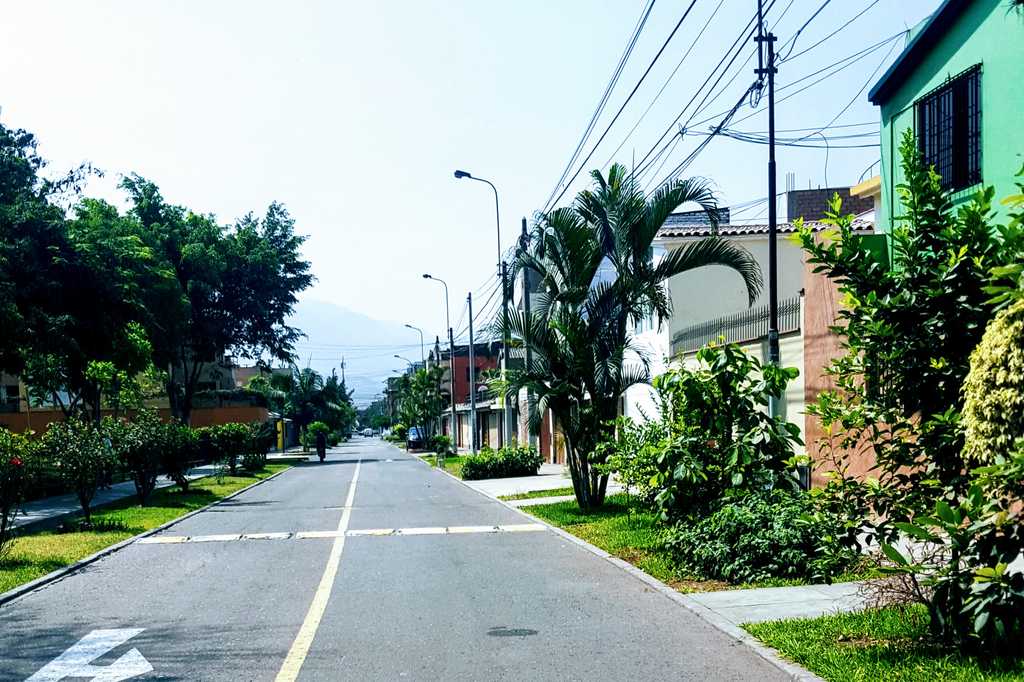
[[500, 260, 513, 447], [755, 0, 780, 382], [467, 292, 478, 454], [520, 218, 537, 450]]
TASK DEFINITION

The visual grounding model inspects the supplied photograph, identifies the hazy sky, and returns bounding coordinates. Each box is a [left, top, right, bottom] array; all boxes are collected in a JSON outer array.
[[2, 0, 933, 362]]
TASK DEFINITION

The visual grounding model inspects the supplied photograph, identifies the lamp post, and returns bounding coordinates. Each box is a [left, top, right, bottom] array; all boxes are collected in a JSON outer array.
[[394, 355, 415, 371], [404, 323, 425, 365], [454, 169, 513, 447], [423, 273, 457, 454]]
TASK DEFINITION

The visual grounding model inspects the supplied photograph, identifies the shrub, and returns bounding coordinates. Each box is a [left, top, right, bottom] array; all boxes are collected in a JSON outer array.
[[646, 343, 802, 522], [0, 430, 36, 558], [595, 416, 666, 506], [200, 423, 250, 475], [41, 419, 113, 524], [391, 423, 408, 442], [461, 445, 542, 480], [663, 490, 857, 584], [162, 421, 199, 492], [963, 299, 1024, 465], [106, 410, 164, 505], [241, 421, 274, 471], [431, 434, 452, 455]]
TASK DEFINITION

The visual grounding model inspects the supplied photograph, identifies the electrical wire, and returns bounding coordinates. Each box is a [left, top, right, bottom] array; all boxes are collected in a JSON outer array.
[[541, 0, 657, 211], [543, 0, 704, 213], [779, 0, 882, 64]]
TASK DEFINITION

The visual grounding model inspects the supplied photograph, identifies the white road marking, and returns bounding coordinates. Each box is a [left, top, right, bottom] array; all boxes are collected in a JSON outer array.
[[136, 524, 546, 545], [27, 628, 153, 681], [188, 533, 240, 543], [275, 459, 362, 682], [295, 530, 344, 539], [243, 532, 292, 540]]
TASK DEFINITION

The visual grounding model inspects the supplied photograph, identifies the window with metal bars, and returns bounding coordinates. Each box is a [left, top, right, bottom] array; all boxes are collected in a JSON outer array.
[[915, 64, 982, 192]]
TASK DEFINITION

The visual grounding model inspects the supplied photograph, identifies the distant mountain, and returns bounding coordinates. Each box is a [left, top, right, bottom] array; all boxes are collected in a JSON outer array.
[[284, 300, 420, 406]]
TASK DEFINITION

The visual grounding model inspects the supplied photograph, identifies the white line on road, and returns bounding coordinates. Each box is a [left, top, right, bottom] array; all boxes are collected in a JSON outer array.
[[135, 523, 547, 544], [274, 458, 361, 682]]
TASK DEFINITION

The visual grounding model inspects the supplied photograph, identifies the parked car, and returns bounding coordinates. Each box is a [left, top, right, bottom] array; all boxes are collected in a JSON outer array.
[[362, 428, 373, 437], [406, 426, 425, 450]]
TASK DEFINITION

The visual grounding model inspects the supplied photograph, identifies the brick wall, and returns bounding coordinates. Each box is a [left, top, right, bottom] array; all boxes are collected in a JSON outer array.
[[787, 187, 874, 222]]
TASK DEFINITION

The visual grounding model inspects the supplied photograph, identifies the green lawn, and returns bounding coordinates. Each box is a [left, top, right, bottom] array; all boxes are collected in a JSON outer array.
[[499, 486, 576, 501], [0, 464, 289, 594], [745, 605, 1024, 682]]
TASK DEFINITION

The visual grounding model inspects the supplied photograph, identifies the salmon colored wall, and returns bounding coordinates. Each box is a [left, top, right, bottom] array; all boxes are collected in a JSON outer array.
[[802, 238, 876, 486], [0, 406, 268, 434]]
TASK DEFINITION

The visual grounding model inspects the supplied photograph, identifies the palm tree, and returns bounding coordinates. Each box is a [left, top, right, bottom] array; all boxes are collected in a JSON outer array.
[[503, 164, 762, 510]]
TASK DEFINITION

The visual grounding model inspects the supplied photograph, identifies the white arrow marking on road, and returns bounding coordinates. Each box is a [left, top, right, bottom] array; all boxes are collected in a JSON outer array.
[[26, 628, 153, 682]]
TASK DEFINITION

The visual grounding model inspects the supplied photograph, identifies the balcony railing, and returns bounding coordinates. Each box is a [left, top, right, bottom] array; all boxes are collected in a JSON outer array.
[[671, 296, 801, 355]]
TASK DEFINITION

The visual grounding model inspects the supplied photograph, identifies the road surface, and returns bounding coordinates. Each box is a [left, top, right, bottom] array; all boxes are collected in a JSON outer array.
[[0, 439, 786, 681]]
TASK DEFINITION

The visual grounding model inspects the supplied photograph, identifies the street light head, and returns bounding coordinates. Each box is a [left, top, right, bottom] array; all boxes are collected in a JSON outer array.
[[453, 170, 471, 180], [393, 355, 401, 360], [404, 324, 413, 330], [422, 273, 432, 279]]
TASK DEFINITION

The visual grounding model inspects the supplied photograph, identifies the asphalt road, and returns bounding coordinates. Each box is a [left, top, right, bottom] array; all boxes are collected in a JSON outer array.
[[0, 439, 787, 681]]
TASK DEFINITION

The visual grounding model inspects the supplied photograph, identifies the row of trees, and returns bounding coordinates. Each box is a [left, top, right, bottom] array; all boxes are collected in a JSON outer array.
[[0, 120, 313, 423], [390, 365, 447, 447]]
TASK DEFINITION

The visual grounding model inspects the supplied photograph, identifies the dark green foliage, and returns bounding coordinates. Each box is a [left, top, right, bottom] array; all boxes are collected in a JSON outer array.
[[40, 420, 113, 523], [104, 410, 164, 505], [798, 129, 1019, 542], [664, 490, 857, 584], [392, 366, 447, 444], [160, 421, 199, 492], [646, 343, 802, 522], [460, 446, 542, 480], [0, 430, 37, 557], [502, 163, 760, 510], [198, 423, 252, 475]]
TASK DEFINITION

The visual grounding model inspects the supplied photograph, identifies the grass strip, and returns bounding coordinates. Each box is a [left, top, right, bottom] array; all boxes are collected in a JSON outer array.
[[499, 486, 576, 501], [0, 464, 289, 594], [744, 604, 1024, 681]]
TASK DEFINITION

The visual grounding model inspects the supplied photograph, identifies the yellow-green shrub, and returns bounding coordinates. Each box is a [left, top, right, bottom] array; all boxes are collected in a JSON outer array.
[[963, 299, 1024, 465]]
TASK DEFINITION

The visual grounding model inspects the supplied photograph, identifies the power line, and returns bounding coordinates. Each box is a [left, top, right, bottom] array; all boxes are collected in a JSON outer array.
[[779, 0, 882, 64], [543, 0, 703, 212], [600, 0, 728, 171], [541, 0, 657, 211], [776, 0, 833, 61]]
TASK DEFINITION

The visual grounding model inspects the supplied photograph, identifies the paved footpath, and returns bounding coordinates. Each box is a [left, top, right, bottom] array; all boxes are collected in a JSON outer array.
[[0, 439, 789, 681]]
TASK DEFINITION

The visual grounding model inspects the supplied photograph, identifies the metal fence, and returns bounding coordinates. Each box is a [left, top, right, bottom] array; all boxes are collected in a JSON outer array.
[[671, 296, 801, 355]]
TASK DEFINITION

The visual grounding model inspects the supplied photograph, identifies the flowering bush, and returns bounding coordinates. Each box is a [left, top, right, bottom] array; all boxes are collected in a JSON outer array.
[[41, 419, 112, 524], [1, 429, 35, 558]]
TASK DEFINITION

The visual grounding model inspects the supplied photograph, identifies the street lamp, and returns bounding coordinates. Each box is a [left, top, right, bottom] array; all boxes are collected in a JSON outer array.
[[424, 273, 457, 455], [394, 355, 415, 370], [454, 168, 513, 447], [404, 323, 425, 365]]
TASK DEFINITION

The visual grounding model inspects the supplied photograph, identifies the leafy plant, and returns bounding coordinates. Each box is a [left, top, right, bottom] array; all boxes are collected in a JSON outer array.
[[664, 489, 857, 584], [797, 129, 1020, 544], [461, 445, 542, 480], [502, 163, 761, 510], [41, 419, 113, 524], [648, 343, 802, 522], [304, 421, 330, 450], [105, 410, 164, 505], [594, 415, 666, 506], [161, 420, 199, 492], [0, 430, 36, 558]]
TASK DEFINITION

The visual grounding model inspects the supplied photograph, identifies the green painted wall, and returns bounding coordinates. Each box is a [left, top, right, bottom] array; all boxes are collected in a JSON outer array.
[[877, 0, 1024, 232]]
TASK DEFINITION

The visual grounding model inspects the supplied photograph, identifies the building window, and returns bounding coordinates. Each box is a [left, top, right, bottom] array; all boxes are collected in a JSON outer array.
[[915, 64, 981, 192]]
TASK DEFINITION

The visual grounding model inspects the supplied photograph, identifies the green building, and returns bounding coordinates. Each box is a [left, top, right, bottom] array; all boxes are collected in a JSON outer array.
[[868, 0, 1024, 231]]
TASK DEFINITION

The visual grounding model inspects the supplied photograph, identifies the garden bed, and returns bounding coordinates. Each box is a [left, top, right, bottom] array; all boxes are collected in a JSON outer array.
[[524, 493, 873, 593], [745, 605, 1024, 681], [498, 486, 576, 501], [0, 464, 289, 594]]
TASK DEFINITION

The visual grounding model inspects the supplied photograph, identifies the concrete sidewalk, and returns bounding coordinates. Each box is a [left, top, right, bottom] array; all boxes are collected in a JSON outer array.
[[685, 581, 867, 625], [14, 464, 220, 529]]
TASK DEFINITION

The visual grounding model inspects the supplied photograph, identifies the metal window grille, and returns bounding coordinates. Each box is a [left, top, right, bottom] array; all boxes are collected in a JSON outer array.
[[671, 296, 801, 355], [915, 64, 982, 192]]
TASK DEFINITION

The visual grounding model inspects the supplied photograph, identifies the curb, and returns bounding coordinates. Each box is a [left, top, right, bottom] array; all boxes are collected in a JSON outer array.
[[0, 466, 293, 609], [417, 453, 824, 682]]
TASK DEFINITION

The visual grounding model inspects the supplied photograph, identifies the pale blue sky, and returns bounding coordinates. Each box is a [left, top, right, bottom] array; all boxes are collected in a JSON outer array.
[[1, 0, 933, 372]]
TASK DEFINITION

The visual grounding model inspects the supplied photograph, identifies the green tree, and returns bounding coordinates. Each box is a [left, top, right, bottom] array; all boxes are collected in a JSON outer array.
[[502, 164, 761, 510], [119, 176, 313, 423], [394, 366, 446, 443]]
